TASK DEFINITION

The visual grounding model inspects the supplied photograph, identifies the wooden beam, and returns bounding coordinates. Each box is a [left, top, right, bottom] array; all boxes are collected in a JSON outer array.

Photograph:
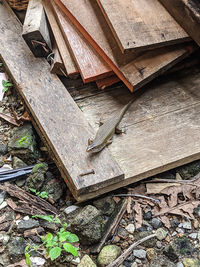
[[43, 0, 78, 78], [22, 0, 52, 57], [50, 43, 67, 76], [96, 75, 120, 90], [50, 1, 113, 83], [97, 0, 189, 53], [0, 0, 124, 200], [159, 0, 200, 47], [54, 0, 196, 91]]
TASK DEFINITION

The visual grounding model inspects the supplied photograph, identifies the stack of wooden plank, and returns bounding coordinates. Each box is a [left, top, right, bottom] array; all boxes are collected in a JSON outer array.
[[22, 0, 199, 92]]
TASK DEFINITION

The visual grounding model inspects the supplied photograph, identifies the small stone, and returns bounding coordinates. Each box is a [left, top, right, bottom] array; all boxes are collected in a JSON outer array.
[[177, 262, 184, 267], [12, 156, 27, 169], [30, 257, 46, 266], [131, 263, 137, 267], [170, 219, 180, 228], [24, 216, 30, 220], [143, 211, 152, 221], [113, 236, 120, 243], [17, 219, 39, 231], [151, 218, 163, 229], [0, 190, 6, 205], [193, 220, 199, 229], [0, 201, 7, 210], [183, 258, 200, 267], [133, 249, 146, 259], [172, 231, 177, 237], [78, 255, 97, 267], [146, 248, 156, 261], [26, 163, 48, 191], [177, 228, 185, 234], [127, 253, 135, 262], [7, 237, 27, 262], [197, 230, 200, 242], [150, 255, 176, 267], [0, 232, 10, 245], [64, 205, 80, 215], [0, 143, 8, 155], [134, 231, 156, 248], [72, 257, 81, 265], [121, 241, 129, 249], [156, 228, 168, 241], [118, 227, 129, 239], [125, 224, 135, 234], [135, 259, 141, 264], [93, 196, 116, 216], [188, 233, 197, 239], [182, 221, 192, 230], [156, 241, 162, 249], [97, 245, 121, 266]]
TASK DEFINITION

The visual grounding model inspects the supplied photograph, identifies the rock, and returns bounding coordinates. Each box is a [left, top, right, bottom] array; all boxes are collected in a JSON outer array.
[[172, 231, 177, 237], [125, 224, 135, 234], [41, 177, 64, 202], [17, 219, 39, 231], [12, 156, 27, 169], [134, 231, 156, 248], [176, 161, 200, 180], [193, 220, 199, 229], [177, 262, 184, 267], [64, 205, 80, 215], [72, 257, 81, 265], [0, 201, 7, 210], [143, 211, 152, 220], [70, 205, 103, 245], [182, 258, 200, 267], [164, 244, 179, 262], [0, 253, 10, 267], [146, 248, 156, 261], [181, 221, 192, 230], [0, 232, 10, 245], [93, 196, 116, 216], [123, 262, 131, 267], [156, 241, 162, 249], [127, 253, 135, 262], [156, 228, 168, 241], [78, 255, 97, 267], [149, 256, 176, 267], [26, 163, 48, 191], [193, 205, 200, 217], [188, 233, 197, 239], [131, 263, 138, 267], [8, 124, 39, 164], [118, 227, 129, 239], [97, 245, 121, 266], [170, 219, 180, 229], [151, 218, 163, 229], [133, 249, 146, 259], [0, 143, 8, 155], [0, 190, 6, 205], [7, 237, 27, 262], [30, 257, 46, 266]]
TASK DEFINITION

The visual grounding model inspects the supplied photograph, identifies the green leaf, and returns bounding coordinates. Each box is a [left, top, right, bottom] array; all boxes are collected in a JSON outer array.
[[65, 233, 79, 243], [32, 215, 54, 223], [45, 233, 53, 242], [58, 232, 69, 242], [49, 247, 62, 261], [53, 217, 61, 224], [25, 253, 31, 266], [39, 191, 49, 199], [29, 188, 37, 193], [63, 243, 78, 257]]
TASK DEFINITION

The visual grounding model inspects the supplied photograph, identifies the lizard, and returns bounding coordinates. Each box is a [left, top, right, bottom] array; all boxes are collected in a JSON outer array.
[[86, 95, 138, 153]]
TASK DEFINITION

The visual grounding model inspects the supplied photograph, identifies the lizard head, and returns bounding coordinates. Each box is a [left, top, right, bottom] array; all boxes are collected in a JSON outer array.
[[86, 139, 105, 153]]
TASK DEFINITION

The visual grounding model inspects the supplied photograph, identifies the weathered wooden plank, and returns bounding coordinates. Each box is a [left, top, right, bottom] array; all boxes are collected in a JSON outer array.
[[159, 0, 200, 47], [22, 0, 52, 57], [96, 75, 120, 90], [76, 66, 200, 201], [50, 1, 113, 83], [0, 0, 124, 200], [43, 0, 78, 78], [97, 0, 189, 53], [54, 0, 196, 91]]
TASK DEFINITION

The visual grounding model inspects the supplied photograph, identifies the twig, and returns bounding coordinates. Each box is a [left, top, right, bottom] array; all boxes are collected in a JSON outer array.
[[106, 233, 156, 267], [114, 194, 160, 203], [147, 179, 197, 186]]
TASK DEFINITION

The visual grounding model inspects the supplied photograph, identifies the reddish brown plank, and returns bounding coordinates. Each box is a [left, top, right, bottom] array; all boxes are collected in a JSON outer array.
[[96, 75, 120, 90], [51, 1, 113, 83]]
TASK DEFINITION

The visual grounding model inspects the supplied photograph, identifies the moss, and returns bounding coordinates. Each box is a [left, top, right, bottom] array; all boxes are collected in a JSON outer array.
[[32, 163, 47, 173]]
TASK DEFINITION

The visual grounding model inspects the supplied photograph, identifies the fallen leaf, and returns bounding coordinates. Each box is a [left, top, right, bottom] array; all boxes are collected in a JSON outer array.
[[128, 184, 146, 195], [0, 112, 21, 126], [134, 201, 143, 229], [160, 215, 171, 229], [146, 183, 178, 194], [7, 259, 28, 267]]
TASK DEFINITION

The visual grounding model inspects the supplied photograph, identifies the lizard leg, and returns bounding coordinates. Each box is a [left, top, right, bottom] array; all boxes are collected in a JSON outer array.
[[106, 138, 113, 146], [115, 122, 126, 134], [88, 138, 93, 145]]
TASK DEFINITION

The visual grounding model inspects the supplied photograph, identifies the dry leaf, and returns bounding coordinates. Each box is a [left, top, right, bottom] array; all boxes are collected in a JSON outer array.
[[146, 183, 178, 194], [134, 201, 143, 229], [8, 259, 28, 267], [127, 197, 132, 214], [128, 184, 146, 195], [0, 112, 20, 126], [160, 215, 171, 229]]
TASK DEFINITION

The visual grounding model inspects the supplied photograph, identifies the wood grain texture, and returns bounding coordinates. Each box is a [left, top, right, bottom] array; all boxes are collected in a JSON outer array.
[[51, 1, 113, 83], [96, 75, 120, 90], [75, 66, 200, 201], [22, 0, 52, 57], [159, 0, 200, 47], [97, 0, 189, 53], [0, 0, 124, 200], [54, 0, 196, 91], [43, 0, 78, 78], [50, 43, 67, 76]]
